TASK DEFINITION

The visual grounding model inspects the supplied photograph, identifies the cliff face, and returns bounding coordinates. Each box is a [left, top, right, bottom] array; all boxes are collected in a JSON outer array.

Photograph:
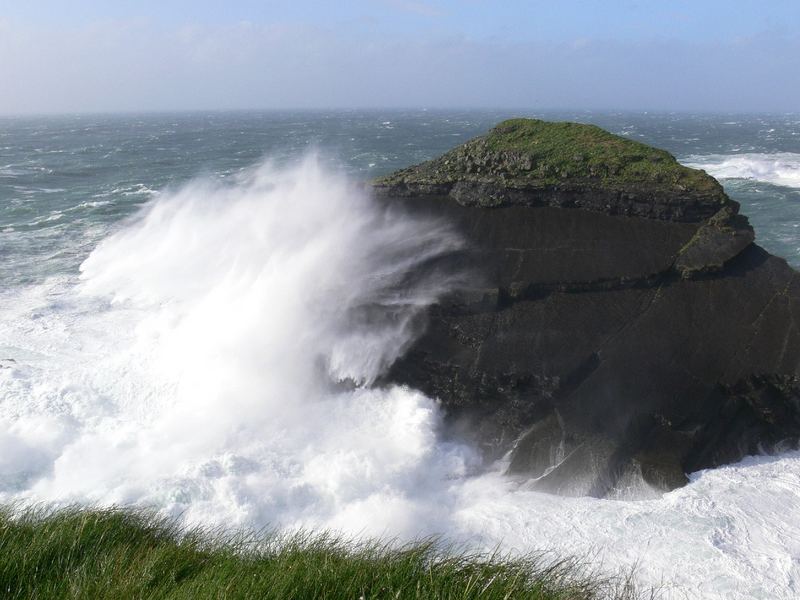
[[372, 118, 800, 497]]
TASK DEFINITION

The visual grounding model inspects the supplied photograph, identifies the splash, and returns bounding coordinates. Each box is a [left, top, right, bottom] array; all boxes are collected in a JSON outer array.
[[0, 155, 475, 535]]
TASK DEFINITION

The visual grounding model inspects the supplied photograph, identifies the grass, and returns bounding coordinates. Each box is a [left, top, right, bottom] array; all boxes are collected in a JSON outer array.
[[0, 506, 653, 600], [375, 118, 723, 196]]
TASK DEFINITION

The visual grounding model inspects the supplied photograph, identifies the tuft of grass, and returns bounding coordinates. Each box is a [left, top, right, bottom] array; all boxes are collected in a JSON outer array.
[[0, 506, 655, 599]]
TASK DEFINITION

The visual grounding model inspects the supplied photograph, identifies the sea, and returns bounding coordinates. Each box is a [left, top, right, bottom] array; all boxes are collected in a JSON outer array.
[[1, 110, 800, 599]]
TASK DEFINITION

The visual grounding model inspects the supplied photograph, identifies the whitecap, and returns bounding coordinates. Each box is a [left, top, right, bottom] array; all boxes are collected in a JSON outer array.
[[683, 152, 800, 189]]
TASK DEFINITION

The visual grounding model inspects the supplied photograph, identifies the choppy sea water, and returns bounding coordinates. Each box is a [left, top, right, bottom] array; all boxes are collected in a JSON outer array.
[[1, 111, 800, 599]]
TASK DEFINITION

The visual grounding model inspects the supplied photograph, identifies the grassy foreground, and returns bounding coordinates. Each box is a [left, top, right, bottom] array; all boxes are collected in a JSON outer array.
[[0, 507, 650, 600]]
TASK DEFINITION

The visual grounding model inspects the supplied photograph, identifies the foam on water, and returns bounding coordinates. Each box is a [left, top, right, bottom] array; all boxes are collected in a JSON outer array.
[[1, 156, 800, 599], [685, 152, 800, 189]]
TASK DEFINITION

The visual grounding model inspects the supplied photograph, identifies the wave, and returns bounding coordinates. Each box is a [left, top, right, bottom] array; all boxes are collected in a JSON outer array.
[[1, 155, 473, 535], [1, 156, 799, 598], [683, 152, 800, 189]]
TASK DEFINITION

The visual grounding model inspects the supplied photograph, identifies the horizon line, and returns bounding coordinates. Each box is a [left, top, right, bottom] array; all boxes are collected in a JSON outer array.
[[1, 106, 798, 119]]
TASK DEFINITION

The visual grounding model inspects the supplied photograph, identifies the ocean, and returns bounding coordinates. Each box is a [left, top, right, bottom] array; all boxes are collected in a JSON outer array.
[[2, 110, 800, 599]]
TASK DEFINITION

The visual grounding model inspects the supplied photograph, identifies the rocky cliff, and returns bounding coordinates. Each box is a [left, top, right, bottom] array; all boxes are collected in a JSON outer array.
[[372, 118, 800, 497]]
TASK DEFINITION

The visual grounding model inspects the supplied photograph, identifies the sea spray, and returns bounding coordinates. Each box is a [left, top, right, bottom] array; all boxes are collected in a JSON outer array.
[[1, 155, 477, 535]]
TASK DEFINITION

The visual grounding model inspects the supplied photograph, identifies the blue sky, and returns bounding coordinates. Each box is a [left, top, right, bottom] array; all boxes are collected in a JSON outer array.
[[1, 0, 798, 113]]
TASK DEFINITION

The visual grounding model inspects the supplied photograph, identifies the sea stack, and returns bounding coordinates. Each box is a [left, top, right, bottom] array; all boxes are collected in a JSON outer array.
[[373, 118, 800, 497]]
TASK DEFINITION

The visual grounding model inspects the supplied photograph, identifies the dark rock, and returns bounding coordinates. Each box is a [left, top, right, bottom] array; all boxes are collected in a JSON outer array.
[[373, 118, 800, 497], [673, 205, 755, 278]]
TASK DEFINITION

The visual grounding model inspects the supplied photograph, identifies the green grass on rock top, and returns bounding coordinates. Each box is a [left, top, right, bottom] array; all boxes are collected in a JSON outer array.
[[375, 118, 722, 196]]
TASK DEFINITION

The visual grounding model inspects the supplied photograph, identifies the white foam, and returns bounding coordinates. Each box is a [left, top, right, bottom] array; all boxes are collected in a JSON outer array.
[[0, 156, 799, 598], [1, 155, 472, 535], [454, 452, 800, 599], [684, 153, 800, 189]]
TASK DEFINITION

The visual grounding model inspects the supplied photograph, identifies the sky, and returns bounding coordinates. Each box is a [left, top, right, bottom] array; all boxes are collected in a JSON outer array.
[[0, 0, 798, 114]]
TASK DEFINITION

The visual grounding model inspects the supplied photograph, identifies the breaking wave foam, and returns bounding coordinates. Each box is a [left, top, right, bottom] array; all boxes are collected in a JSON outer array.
[[0, 155, 473, 536], [684, 152, 800, 188], [1, 156, 800, 598]]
